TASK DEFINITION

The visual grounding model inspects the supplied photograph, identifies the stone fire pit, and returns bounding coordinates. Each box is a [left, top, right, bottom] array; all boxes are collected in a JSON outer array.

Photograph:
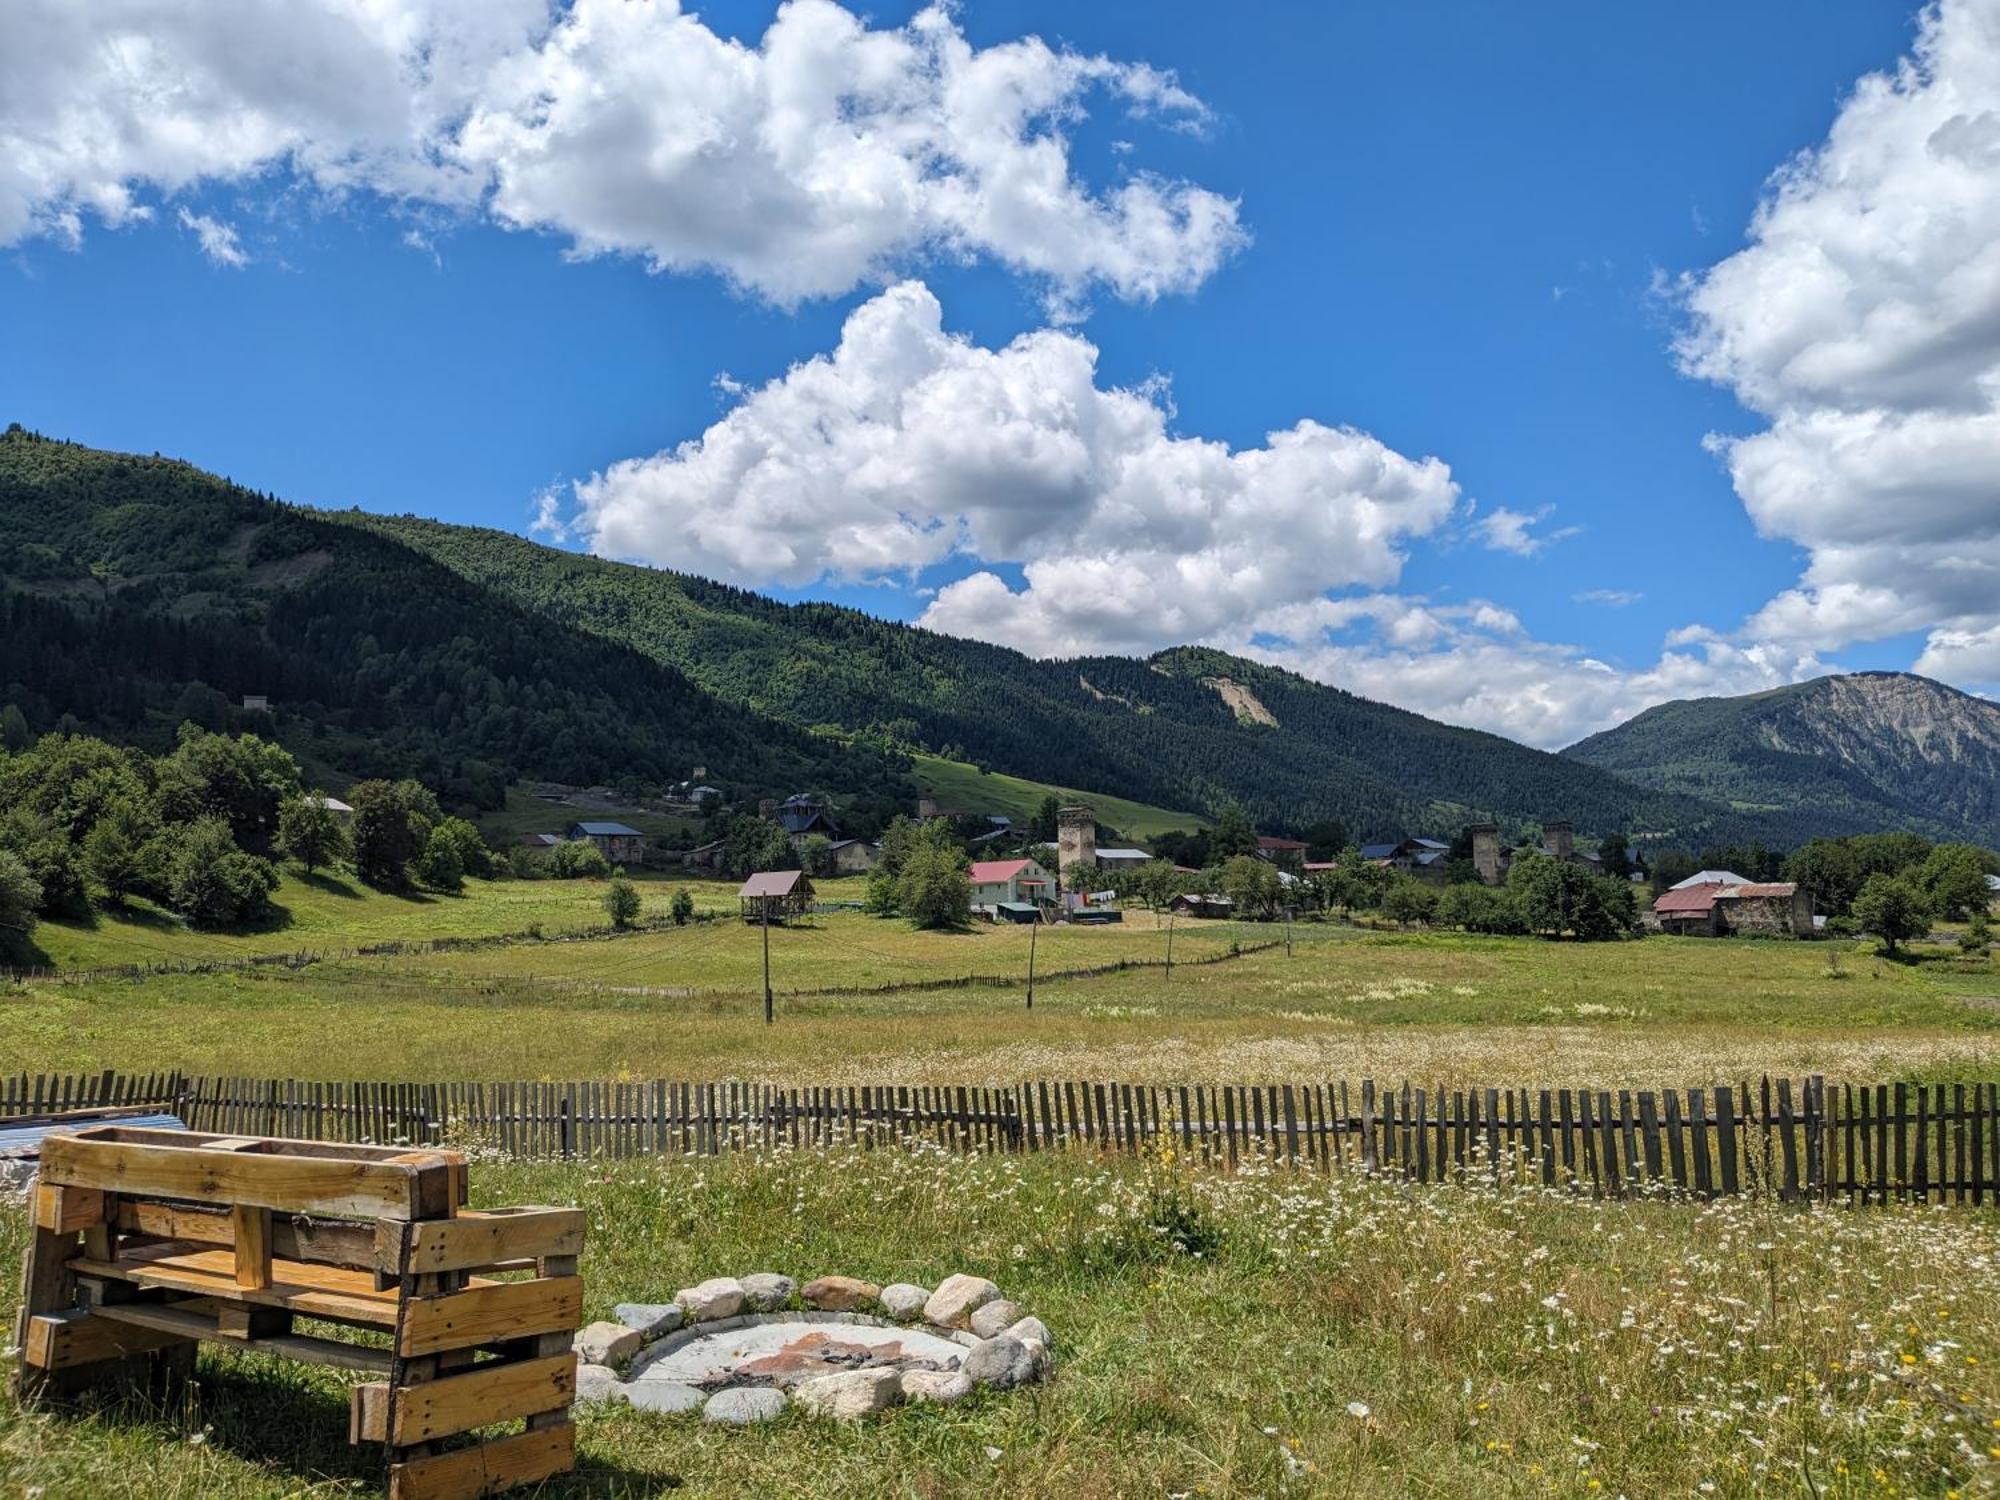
[[573, 1272, 1050, 1424]]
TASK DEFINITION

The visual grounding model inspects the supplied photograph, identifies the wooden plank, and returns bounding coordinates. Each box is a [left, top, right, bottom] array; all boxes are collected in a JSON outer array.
[[385, 1210, 587, 1277], [1663, 1088, 1687, 1191], [39, 1134, 434, 1220], [1775, 1080, 1801, 1201], [399, 1277, 583, 1358], [386, 1423, 575, 1500], [23, 1309, 193, 1370], [32, 1185, 105, 1235], [117, 1199, 376, 1269], [353, 1354, 575, 1444], [91, 1301, 393, 1373], [68, 1245, 400, 1327], [1714, 1087, 1740, 1196], [233, 1204, 274, 1290]]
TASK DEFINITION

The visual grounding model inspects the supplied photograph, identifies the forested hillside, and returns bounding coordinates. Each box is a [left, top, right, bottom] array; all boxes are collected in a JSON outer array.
[[0, 427, 906, 807], [353, 512, 1745, 842], [1565, 673, 2000, 848]]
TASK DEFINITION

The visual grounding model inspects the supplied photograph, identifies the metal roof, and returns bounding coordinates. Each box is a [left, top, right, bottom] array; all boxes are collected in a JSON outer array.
[[572, 821, 642, 836], [1654, 886, 1723, 913], [1669, 869, 1751, 890], [968, 858, 1038, 884], [1358, 843, 1398, 860], [739, 870, 808, 898], [1095, 847, 1152, 860]]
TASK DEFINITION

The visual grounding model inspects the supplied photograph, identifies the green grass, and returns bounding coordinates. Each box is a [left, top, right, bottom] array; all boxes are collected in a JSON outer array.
[[5, 1145, 1998, 1497], [912, 754, 1206, 841], [12, 870, 750, 971], [472, 784, 703, 846], [8, 925, 1997, 1086]]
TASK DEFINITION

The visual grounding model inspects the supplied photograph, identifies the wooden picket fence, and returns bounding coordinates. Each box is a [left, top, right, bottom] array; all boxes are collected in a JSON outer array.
[[5, 1071, 1998, 1204]]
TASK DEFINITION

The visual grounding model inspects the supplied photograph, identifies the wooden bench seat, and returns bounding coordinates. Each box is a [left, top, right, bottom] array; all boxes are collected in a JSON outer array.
[[13, 1126, 585, 1499]]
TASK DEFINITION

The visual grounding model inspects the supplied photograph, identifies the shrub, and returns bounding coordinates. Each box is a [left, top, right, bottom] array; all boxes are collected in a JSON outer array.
[[414, 824, 465, 892], [1851, 873, 1934, 956], [1961, 912, 1991, 959], [276, 794, 349, 876], [604, 876, 642, 928], [0, 848, 42, 938], [545, 838, 611, 880], [167, 817, 279, 928], [898, 844, 971, 930], [670, 887, 696, 925]]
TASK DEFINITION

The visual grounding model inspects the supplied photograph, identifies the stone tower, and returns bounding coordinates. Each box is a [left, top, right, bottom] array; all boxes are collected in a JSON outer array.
[[1545, 819, 1574, 862], [1057, 805, 1097, 880], [1469, 822, 1501, 886]]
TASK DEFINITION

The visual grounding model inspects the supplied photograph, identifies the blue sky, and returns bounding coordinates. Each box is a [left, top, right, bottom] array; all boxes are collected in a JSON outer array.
[[5, 0, 1996, 746]]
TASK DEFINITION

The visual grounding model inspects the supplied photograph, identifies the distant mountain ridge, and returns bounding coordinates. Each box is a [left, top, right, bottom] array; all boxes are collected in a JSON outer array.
[[350, 510, 1742, 842], [1563, 672, 2000, 848], [8, 425, 1983, 850]]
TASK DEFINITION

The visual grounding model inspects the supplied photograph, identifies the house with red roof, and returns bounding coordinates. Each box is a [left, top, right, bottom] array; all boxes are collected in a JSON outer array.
[[967, 856, 1054, 914], [1650, 880, 1812, 937]]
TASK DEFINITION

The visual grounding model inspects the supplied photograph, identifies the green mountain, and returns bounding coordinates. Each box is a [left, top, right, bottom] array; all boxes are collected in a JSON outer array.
[[346, 512, 1737, 843], [0, 427, 907, 808], [1563, 673, 2000, 848], [10, 427, 1924, 850]]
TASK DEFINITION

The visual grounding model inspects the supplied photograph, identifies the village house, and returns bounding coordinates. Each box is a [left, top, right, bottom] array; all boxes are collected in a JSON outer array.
[[1094, 846, 1153, 870], [568, 820, 646, 865], [1360, 837, 1451, 877], [1255, 835, 1308, 871], [968, 857, 1055, 914], [765, 794, 841, 846], [311, 793, 353, 823], [1649, 880, 1813, 937], [1468, 820, 1643, 886], [739, 869, 814, 923], [1169, 892, 1234, 919], [684, 837, 728, 871], [826, 838, 881, 874], [519, 832, 563, 850]]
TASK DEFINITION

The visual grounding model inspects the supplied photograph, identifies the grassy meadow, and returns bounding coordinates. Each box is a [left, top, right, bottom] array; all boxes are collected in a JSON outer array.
[[5, 1144, 2000, 1498], [3, 901, 1995, 1083], [910, 753, 1208, 839]]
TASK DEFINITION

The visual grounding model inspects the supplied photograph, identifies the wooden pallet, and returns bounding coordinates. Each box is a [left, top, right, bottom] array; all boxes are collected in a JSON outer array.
[[12, 1125, 585, 1499]]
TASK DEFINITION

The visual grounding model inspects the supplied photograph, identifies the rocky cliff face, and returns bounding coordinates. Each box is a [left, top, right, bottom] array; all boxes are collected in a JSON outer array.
[[1565, 673, 2000, 847]]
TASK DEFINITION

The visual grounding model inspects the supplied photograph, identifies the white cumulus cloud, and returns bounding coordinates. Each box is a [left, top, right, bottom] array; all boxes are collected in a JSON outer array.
[[568, 279, 1460, 656], [1679, 0, 2000, 691], [0, 0, 1242, 307], [561, 279, 1826, 746]]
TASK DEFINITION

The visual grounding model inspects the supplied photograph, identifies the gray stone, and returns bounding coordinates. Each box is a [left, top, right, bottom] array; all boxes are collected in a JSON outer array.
[[677, 1277, 747, 1323], [615, 1302, 685, 1342], [899, 1368, 974, 1405], [739, 1273, 797, 1312], [923, 1274, 1000, 1330], [801, 1275, 880, 1312], [625, 1380, 706, 1415], [968, 1299, 1025, 1339], [574, 1320, 643, 1370], [963, 1335, 1043, 1391], [879, 1283, 929, 1321], [703, 1386, 788, 1425], [573, 1363, 630, 1406], [793, 1367, 902, 1420], [1003, 1315, 1050, 1350]]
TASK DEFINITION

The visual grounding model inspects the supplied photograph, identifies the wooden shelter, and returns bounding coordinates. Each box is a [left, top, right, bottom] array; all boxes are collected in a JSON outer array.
[[738, 868, 813, 923], [13, 1125, 585, 1499]]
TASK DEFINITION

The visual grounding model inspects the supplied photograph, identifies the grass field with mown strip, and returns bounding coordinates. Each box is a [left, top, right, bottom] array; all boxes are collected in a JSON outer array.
[[11, 870, 767, 971], [4, 1144, 1998, 1498], [911, 753, 1207, 839], [6, 923, 1996, 1084]]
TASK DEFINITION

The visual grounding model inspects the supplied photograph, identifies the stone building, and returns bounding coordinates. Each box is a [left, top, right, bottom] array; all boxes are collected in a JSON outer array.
[[1648, 881, 1813, 937], [1056, 805, 1097, 882]]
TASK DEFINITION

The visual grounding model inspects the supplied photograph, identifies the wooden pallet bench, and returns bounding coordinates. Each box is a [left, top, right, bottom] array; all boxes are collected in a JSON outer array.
[[12, 1125, 586, 1499]]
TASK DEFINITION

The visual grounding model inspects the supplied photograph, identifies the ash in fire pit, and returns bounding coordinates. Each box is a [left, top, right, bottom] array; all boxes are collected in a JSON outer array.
[[574, 1272, 1050, 1424]]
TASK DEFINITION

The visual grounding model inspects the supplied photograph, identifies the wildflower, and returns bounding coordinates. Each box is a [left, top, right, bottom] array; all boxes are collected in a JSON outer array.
[[1346, 1401, 1371, 1419]]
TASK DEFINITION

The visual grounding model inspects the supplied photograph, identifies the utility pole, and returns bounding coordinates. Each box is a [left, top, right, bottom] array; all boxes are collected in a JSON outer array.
[[1025, 915, 1038, 1010], [1165, 911, 1175, 978], [761, 900, 773, 1025], [1285, 907, 1293, 958]]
